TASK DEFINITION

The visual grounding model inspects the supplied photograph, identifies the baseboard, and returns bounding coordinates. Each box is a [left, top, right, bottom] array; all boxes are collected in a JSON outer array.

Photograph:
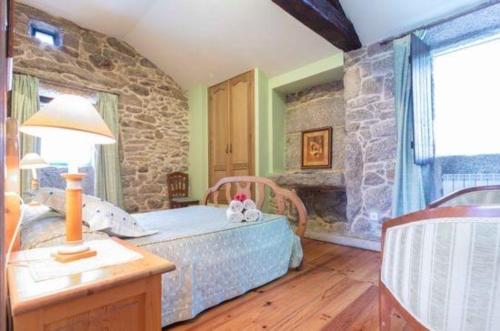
[[305, 230, 381, 252]]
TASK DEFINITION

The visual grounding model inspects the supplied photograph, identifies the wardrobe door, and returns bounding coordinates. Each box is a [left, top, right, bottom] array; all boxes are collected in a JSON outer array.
[[208, 81, 230, 188], [228, 71, 254, 177]]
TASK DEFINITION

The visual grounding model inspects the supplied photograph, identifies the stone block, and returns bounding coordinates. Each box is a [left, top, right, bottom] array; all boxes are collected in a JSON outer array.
[[361, 76, 384, 95], [367, 42, 393, 58], [371, 119, 396, 138], [332, 126, 345, 170], [365, 136, 397, 163], [286, 133, 301, 170], [363, 184, 392, 216], [286, 97, 343, 133], [89, 54, 114, 70], [372, 56, 393, 75], [344, 67, 361, 100]]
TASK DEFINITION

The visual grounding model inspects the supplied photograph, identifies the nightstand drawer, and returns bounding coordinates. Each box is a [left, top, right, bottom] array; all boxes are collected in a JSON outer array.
[[15, 275, 161, 331]]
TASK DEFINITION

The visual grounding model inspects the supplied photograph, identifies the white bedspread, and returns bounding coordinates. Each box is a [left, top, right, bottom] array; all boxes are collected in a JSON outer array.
[[129, 206, 302, 327]]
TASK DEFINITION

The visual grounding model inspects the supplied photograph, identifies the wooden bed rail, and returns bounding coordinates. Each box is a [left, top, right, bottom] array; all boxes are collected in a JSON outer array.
[[202, 176, 308, 238]]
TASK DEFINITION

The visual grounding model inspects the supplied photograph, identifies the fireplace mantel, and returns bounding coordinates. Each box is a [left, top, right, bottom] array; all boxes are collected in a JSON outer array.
[[270, 171, 345, 190]]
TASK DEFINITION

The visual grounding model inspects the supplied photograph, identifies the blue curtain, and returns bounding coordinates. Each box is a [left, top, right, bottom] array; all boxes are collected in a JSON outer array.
[[392, 34, 432, 217]]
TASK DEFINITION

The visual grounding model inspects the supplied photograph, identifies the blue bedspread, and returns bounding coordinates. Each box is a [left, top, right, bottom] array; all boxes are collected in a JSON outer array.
[[129, 205, 303, 326]]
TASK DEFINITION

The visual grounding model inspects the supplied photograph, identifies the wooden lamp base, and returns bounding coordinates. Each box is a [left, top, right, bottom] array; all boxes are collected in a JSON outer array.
[[54, 173, 97, 263], [53, 249, 97, 263]]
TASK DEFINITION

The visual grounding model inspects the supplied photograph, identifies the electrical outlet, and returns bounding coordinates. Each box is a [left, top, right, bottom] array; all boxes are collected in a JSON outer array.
[[369, 212, 378, 221]]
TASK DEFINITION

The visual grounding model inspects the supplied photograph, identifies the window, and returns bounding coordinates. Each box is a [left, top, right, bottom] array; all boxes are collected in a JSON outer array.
[[433, 37, 500, 156], [29, 20, 61, 47]]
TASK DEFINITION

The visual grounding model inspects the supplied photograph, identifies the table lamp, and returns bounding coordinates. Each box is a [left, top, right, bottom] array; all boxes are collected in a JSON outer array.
[[20, 94, 115, 263], [20, 152, 48, 192]]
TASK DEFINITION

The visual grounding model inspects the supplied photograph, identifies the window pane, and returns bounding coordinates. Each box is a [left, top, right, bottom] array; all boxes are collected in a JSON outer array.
[[41, 137, 95, 166], [34, 30, 55, 45], [433, 37, 500, 156]]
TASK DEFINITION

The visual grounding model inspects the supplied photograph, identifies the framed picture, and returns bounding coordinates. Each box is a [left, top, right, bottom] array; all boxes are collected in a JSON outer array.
[[301, 127, 332, 169]]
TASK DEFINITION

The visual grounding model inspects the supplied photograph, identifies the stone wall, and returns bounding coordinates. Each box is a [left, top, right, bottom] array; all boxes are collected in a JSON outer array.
[[285, 81, 345, 172], [282, 81, 347, 235], [13, 3, 189, 212], [343, 42, 397, 241]]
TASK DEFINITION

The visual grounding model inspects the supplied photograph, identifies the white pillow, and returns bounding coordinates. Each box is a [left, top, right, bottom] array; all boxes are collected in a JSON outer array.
[[33, 188, 157, 238], [33, 188, 65, 214], [82, 195, 157, 238], [22, 204, 53, 223]]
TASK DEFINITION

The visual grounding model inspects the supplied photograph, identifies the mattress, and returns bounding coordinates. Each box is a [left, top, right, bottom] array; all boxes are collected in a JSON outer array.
[[129, 205, 303, 327]]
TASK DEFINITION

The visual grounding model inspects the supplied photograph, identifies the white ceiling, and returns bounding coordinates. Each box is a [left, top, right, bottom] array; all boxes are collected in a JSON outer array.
[[341, 0, 489, 45], [20, 0, 490, 89]]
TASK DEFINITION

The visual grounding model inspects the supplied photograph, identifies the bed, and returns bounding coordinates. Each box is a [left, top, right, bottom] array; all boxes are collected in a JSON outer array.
[[19, 176, 308, 327]]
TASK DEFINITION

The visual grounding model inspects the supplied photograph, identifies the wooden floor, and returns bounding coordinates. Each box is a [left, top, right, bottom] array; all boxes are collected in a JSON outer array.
[[167, 239, 404, 331]]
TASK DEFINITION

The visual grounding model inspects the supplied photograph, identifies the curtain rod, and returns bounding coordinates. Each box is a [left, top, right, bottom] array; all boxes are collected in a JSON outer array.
[[379, 0, 500, 45], [13, 70, 120, 97]]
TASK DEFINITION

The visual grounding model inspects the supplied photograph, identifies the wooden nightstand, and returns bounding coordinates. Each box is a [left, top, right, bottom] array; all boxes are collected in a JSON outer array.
[[8, 238, 175, 331]]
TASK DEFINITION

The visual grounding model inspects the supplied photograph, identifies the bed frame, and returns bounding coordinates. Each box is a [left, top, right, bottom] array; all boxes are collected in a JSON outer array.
[[203, 176, 308, 239]]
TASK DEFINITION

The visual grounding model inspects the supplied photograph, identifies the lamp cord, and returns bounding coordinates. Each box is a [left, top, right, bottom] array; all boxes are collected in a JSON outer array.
[[4, 192, 25, 271]]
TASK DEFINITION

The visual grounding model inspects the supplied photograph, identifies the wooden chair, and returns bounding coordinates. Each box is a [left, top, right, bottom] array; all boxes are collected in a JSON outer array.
[[380, 206, 500, 331], [167, 172, 199, 209]]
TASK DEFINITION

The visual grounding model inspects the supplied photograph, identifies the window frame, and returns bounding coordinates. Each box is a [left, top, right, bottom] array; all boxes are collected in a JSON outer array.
[[29, 20, 62, 47]]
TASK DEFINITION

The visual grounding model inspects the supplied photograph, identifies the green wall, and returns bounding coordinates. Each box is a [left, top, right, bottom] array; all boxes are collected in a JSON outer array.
[[254, 68, 270, 176], [187, 53, 344, 191], [187, 85, 208, 200], [266, 53, 344, 174]]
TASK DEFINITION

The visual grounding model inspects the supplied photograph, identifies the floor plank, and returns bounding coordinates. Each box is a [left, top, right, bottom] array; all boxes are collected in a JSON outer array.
[[168, 240, 386, 331]]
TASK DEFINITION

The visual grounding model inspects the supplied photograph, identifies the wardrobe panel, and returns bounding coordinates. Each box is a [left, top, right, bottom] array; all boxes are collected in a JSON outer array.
[[229, 71, 254, 177], [208, 81, 230, 187]]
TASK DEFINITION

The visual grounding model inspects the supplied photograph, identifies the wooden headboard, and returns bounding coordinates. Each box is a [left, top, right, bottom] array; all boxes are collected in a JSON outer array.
[[202, 176, 308, 238]]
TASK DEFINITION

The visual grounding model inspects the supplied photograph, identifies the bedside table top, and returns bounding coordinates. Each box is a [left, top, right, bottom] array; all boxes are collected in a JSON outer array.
[[8, 238, 175, 316]]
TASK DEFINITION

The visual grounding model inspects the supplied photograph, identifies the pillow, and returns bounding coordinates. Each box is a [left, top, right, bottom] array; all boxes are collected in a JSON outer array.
[[33, 187, 157, 238], [82, 195, 157, 238], [22, 204, 54, 223], [33, 188, 66, 214], [20, 212, 109, 250]]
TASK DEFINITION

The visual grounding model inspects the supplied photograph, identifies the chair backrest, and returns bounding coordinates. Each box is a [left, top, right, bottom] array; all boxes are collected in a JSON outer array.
[[429, 185, 500, 208], [381, 206, 500, 331], [167, 172, 189, 199]]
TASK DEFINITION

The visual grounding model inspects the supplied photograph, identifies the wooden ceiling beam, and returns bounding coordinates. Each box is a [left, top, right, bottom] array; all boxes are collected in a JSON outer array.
[[271, 0, 361, 52]]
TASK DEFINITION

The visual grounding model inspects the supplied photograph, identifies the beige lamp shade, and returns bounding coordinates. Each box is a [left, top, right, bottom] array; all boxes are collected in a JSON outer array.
[[20, 153, 48, 169], [19, 94, 115, 145]]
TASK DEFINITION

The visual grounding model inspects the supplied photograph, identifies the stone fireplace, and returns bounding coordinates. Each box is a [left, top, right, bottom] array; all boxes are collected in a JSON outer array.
[[269, 80, 364, 247], [271, 76, 386, 251], [271, 171, 347, 234]]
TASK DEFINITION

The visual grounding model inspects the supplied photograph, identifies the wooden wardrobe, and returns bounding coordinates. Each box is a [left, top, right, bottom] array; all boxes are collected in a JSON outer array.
[[209, 70, 254, 191]]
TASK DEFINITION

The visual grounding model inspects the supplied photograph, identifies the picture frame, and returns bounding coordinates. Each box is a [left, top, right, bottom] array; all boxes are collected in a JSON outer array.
[[301, 127, 332, 169]]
